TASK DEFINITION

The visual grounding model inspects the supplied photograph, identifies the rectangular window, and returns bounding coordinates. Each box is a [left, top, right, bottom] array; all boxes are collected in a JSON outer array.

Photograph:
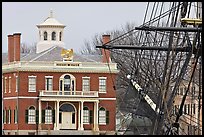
[[4, 78, 7, 93], [9, 77, 11, 93], [45, 77, 53, 91], [14, 107, 18, 124], [190, 104, 192, 115], [16, 76, 18, 92], [193, 104, 196, 114], [187, 104, 190, 115], [82, 77, 90, 91], [45, 109, 52, 124], [180, 87, 183, 95], [99, 77, 107, 93], [28, 76, 36, 92], [3, 109, 6, 124], [83, 109, 89, 124], [8, 109, 11, 124], [183, 104, 187, 114], [72, 113, 75, 124]]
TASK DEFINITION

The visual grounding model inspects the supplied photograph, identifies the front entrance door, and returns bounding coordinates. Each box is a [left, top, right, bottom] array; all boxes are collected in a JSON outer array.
[[61, 112, 71, 129], [59, 103, 76, 129], [61, 112, 76, 129]]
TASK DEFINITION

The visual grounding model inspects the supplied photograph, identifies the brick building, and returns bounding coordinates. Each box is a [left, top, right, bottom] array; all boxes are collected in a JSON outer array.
[[171, 58, 202, 135], [2, 11, 119, 135]]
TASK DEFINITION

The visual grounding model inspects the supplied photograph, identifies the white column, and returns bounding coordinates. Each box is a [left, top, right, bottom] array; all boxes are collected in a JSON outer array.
[[78, 102, 81, 130], [56, 101, 60, 130], [38, 100, 42, 130], [94, 101, 99, 131], [80, 101, 84, 130], [54, 101, 57, 130]]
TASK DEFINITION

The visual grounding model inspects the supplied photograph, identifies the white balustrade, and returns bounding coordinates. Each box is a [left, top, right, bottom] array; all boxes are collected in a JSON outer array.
[[39, 90, 98, 97]]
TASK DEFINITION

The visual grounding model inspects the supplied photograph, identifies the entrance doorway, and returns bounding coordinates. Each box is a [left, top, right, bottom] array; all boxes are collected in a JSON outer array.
[[59, 103, 76, 129]]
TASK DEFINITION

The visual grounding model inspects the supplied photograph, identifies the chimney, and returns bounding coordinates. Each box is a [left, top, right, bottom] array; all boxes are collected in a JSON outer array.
[[102, 35, 111, 63], [13, 33, 21, 62], [8, 35, 14, 62]]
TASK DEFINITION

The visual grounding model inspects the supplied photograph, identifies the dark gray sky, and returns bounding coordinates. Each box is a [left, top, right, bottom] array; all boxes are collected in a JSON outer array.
[[2, 2, 148, 53]]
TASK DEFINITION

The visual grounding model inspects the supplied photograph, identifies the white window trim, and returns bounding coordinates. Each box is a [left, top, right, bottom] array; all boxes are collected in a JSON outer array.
[[15, 76, 18, 92], [83, 109, 90, 124], [45, 76, 53, 78], [28, 108, 36, 124], [8, 109, 11, 124], [8, 77, 11, 93], [4, 110, 6, 124], [45, 76, 53, 91], [45, 109, 53, 124], [28, 76, 37, 92], [14, 108, 18, 124], [4, 77, 7, 93], [82, 77, 90, 92], [98, 108, 106, 125], [99, 77, 107, 93]]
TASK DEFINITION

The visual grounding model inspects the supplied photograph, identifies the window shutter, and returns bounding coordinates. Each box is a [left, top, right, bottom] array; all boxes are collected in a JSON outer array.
[[42, 110, 45, 123], [89, 110, 93, 124], [16, 109, 18, 123], [36, 110, 39, 124], [10, 110, 12, 123], [14, 110, 15, 123], [52, 110, 55, 123], [80, 110, 81, 122], [3, 110, 5, 123], [25, 109, 28, 123], [106, 111, 109, 124]]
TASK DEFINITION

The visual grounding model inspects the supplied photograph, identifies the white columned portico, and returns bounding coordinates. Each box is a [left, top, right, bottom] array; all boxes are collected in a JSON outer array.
[[38, 100, 42, 130], [80, 101, 84, 130], [94, 101, 99, 131], [56, 101, 60, 130]]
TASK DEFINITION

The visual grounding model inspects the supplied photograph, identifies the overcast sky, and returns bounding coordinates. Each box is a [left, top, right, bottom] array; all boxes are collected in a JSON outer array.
[[2, 2, 148, 53]]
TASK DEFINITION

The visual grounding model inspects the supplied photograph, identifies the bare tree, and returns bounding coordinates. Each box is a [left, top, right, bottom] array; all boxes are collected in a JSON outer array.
[[80, 2, 202, 135], [21, 42, 36, 54]]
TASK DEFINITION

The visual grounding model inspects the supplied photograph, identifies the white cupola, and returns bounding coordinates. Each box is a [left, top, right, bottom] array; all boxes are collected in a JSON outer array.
[[36, 10, 66, 53]]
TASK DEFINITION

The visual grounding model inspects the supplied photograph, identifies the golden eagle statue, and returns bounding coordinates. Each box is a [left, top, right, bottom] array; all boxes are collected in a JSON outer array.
[[61, 49, 74, 61]]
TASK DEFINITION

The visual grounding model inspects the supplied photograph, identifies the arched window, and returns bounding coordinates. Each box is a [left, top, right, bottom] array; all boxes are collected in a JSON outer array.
[[52, 32, 56, 41], [83, 106, 89, 124], [44, 31, 48, 40], [98, 107, 109, 125], [59, 32, 62, 41], [27, 106, 36, 124], [60, 74, 75, 92]]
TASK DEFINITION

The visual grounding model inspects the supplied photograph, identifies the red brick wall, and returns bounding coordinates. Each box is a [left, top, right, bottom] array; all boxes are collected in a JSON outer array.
[[3, 99, 18, 130], [3, 72, 18, 98], [3, 71, 117, 131], [17, 71, 116, 98], [98, 100, 116, 131]]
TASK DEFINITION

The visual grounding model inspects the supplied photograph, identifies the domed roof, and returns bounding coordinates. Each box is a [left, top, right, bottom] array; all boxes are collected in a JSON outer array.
[[37, 10, 65, 27]]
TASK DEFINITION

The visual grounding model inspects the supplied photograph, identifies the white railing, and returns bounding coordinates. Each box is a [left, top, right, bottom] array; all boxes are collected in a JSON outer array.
[[39, 90, 98, 98]]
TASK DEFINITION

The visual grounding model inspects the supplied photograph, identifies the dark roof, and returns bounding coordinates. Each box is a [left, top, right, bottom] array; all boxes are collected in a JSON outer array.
[[2, 46, 103, 64]]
